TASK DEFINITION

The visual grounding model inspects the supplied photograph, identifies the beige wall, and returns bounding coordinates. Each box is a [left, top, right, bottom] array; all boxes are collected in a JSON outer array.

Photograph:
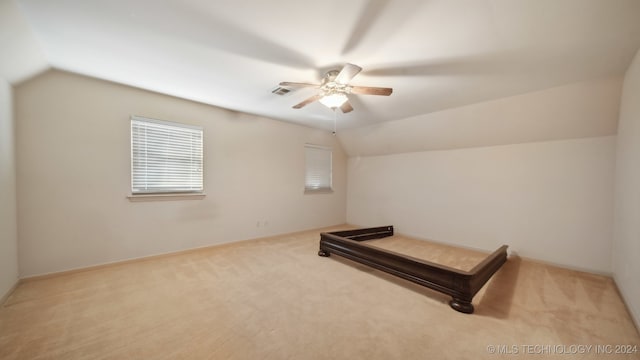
[[613, 49, 640, 327], [0, 78, 19, 299], [1, 0, 46, 301], [347, 136, 616, 273], [15, 70, 346, 277], [344, 77, 622, 274]]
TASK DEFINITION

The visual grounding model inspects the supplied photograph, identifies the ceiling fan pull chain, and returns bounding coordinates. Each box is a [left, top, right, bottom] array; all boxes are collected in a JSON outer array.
[[333, 108, 337, 136]]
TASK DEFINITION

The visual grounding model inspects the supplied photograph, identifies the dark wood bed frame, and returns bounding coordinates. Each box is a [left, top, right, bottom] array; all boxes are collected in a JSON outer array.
[[318, 226, 508, 314]]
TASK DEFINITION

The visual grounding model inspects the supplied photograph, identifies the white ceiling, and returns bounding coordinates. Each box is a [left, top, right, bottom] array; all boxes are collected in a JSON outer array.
[[0, 0, 47, 82], [12, 0, 640, 131]]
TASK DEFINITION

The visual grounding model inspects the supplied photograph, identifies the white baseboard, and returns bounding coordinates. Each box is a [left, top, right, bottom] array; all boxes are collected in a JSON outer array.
[[613, 276, 640, 334], [0, 279, 20, 306]]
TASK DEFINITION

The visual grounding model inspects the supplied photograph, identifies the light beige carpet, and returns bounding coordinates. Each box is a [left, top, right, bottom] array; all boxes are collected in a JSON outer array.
[[1, 226, 638, 359]]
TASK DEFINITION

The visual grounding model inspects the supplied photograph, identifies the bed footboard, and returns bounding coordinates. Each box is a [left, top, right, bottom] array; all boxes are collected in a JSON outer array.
[[319, 226, 508, 314]]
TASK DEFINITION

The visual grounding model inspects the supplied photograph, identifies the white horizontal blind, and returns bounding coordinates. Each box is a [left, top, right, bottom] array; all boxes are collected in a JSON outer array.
[[305, 144, 332, 192], [131, 116, 203, 194]]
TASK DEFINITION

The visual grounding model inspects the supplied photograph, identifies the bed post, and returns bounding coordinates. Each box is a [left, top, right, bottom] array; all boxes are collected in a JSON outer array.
[[449, 298, 474, 314]]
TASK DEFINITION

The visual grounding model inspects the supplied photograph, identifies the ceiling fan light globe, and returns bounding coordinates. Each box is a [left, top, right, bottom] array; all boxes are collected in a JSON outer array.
[[319, 93, 348, 109]]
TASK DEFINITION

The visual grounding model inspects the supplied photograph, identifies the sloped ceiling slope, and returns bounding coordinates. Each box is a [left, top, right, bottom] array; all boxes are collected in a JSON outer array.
[[0, 0, 47, 82], [14, 0, 640, 136], [339, 77, 623, 156]]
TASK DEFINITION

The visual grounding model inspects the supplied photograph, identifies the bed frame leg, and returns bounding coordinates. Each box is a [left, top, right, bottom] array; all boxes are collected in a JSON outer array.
[[318, 249, 330, 257], [449, 298, 474, 314]]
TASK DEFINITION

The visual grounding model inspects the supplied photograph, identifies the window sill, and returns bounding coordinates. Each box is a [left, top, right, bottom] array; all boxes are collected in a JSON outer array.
[[304, 189, 334, 195], [127, 193, 206, 202]]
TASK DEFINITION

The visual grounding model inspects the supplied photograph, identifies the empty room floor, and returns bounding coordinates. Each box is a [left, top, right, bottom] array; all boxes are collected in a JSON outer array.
[[1, 227, 638, 359]]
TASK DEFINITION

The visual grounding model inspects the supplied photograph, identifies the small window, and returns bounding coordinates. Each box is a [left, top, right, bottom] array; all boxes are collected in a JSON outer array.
[[131, 116, 203, 194], [305, 144, 332, 193]]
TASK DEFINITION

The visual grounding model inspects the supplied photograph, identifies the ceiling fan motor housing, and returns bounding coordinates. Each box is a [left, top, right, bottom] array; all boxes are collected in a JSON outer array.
[[321, 70, 351, 96]]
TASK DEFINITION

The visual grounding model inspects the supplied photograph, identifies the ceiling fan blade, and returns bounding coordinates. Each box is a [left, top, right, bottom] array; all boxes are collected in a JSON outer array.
[[335, 63, 362, 84], [279, 82, 320, 88], [292, 94, 322, 109], [340, 101, 354, 113], [351, 86, 393, 96]]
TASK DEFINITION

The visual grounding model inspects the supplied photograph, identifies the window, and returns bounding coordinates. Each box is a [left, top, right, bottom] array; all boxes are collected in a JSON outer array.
[[131, 116, 203, 194], [305, 144, 332, 193]]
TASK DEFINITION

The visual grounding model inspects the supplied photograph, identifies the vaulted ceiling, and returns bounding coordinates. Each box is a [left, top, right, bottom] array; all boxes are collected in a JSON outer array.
[[6, 0, 640, 135]]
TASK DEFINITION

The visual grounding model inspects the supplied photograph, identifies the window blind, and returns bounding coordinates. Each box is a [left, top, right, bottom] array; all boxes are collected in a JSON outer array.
[[131, 116, 203, 194], [305, 144, 332, 192]]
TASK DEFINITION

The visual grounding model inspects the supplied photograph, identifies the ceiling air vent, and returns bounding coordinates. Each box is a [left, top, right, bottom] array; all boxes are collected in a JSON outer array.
[[271, 86, 291, 96]]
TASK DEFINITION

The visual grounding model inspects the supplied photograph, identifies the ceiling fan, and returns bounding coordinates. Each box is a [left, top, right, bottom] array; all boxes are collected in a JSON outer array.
[[278, 63, 393, 113]]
